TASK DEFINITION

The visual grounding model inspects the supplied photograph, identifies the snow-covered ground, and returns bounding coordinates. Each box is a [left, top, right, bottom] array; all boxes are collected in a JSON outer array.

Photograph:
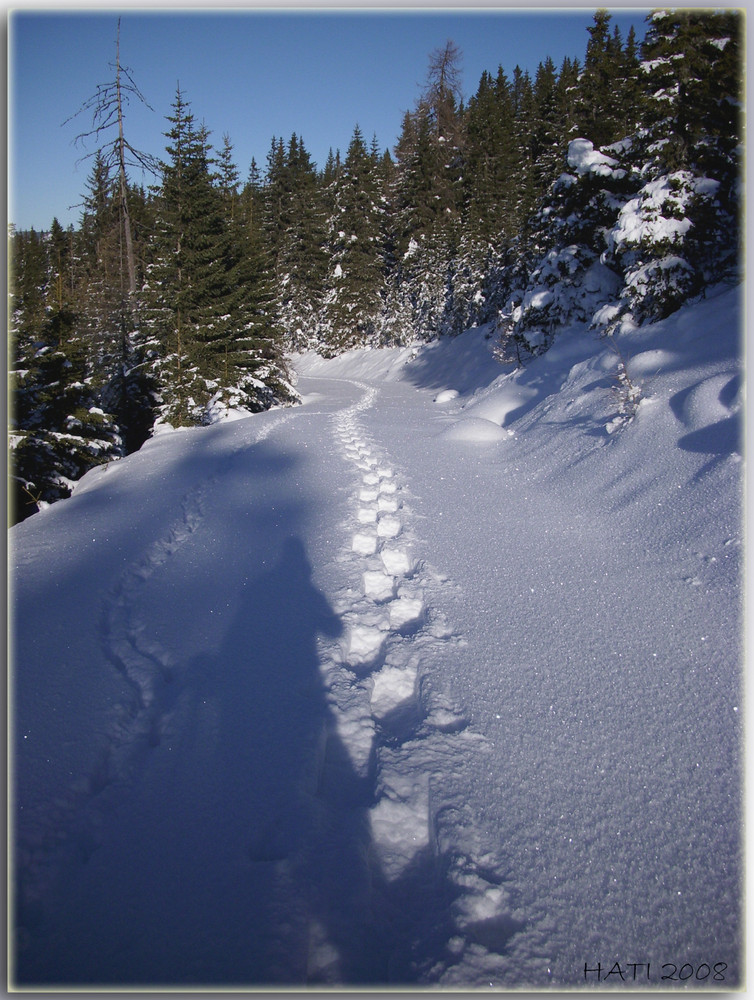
[[10, 284, 743, 989]]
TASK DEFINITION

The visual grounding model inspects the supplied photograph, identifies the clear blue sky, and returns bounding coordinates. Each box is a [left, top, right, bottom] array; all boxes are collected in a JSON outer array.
[[8, 6, 650, 232]]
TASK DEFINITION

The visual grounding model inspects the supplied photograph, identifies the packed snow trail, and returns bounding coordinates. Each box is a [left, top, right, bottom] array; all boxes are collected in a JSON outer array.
[[11, 286, 742, 988], [11, 377, 514, 986]]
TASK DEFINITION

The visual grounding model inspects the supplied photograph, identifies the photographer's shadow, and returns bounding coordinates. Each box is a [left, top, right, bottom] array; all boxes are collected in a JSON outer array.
[[212, 536, 382, 983]]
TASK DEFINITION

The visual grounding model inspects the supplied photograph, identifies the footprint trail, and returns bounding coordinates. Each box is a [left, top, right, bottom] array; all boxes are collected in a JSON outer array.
[[314, 382, 519, 983]]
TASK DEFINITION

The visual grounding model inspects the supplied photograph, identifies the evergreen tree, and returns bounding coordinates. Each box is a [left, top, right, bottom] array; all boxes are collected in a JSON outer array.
[[218, 137, 295, 412], [603, 9, 744, 324], [462, 68, 517, 240], [264, 133, 329, 348], [553, 55, 581, 142], [530, 57, 563, 198], [144, 92, 296, 424], [9, 227, 121, 522], [571, 10, 642, 151], [238, 157, 265, 244], [322, 125, 386, 352], [216, 133, 241, 220], [509, 66, 538, 234], [393, 42, 465, 254]]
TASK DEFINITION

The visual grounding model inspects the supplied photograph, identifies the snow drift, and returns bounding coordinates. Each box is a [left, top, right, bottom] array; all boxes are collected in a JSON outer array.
[[10, 283, 743, 988]]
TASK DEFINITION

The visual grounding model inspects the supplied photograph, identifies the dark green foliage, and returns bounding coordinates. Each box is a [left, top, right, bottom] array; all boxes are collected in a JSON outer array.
[[462, 68, 518, 240], [322, 125, 387, 352], [641, 9, 743, 176], [9, 10, 743, 519], [263, 133, 329, 349], [9, 266, 121, 521], [143, 90, 295, 425]]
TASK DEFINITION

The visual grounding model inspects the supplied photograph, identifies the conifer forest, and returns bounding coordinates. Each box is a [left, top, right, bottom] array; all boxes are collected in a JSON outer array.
[[8, 10, 744, 525]]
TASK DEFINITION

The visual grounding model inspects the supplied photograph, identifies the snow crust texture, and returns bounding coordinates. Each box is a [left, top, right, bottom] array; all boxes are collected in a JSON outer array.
[[11, 286, 743, 989], [306, 381, 512, 983]]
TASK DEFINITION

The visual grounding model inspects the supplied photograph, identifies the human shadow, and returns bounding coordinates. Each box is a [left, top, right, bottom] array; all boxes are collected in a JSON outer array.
[[13, 534, 509, 988], [197, 537, 524, 987], [183, 536, 390, 985]]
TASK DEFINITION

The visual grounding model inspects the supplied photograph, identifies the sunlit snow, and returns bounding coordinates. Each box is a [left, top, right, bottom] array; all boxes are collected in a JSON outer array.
[[10, 284, 743, 988]]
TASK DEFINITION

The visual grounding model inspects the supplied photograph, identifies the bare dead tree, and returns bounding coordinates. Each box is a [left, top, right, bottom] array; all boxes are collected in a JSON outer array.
[[423, 39, 464, 141], [64, 18, 159, 296]]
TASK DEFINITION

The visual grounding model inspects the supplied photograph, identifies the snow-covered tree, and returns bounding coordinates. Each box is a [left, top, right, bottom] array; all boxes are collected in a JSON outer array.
[[143, 90, 296, 426], [321, 126, 387, 353], [9, 232, 121, 521]]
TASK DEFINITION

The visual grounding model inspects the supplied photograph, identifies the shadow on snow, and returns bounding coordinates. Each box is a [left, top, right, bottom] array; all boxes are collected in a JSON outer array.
[[14, 536, 482, 988]]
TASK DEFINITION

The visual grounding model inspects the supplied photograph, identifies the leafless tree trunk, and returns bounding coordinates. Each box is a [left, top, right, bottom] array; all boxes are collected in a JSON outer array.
[[115, 20, 137, 295], [64, 17, 159, 301]]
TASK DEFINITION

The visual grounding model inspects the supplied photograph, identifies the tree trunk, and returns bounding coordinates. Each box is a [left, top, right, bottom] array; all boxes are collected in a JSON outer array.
[[115, 19, 137, 296]]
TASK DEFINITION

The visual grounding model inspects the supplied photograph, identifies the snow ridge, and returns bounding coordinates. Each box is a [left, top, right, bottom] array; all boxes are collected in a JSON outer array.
[[15, 409, 302, 953], [98, 411, 300, 781], [311, 380, 519, 983]]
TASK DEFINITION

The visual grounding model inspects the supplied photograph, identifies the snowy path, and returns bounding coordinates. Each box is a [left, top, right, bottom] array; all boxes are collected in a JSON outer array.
[[11, 376, 515, 987], [308, 378, 513, 982], [11, 288, 743, 988]]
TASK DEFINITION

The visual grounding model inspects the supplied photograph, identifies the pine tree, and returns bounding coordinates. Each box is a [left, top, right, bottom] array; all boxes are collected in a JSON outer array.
[[264, 133, 329, 349], [322, 125, 386, 352], [553, 56, 581, 142], [603, 9, 744, 324], [143, 93, 296, 424], [462, 68, 517, 240], [570, 10, 642, 151], [509, 66, 538, 235], [9, 226, 121, 521], [393, 42, 465, 254], [216, 136, 296, 412], [530, 57, 563, 199]]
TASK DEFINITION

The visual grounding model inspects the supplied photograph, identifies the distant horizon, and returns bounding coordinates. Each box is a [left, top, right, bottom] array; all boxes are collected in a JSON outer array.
[[8, 6, 649, 232]]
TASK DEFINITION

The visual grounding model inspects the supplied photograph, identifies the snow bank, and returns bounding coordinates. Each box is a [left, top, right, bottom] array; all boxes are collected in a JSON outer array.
[[10, 284, 743, 990]]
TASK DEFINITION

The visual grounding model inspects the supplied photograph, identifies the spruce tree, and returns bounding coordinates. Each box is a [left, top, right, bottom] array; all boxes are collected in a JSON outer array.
[[462, 68, 517, 241], [530, 57, 563, 199], [9, 226, 121, 521], [569, 10, 642, 153], [603, 9, 744, 323], [143, 93, 296, 424], [322, 125, 386, 352], [264, 133, 329, 349]]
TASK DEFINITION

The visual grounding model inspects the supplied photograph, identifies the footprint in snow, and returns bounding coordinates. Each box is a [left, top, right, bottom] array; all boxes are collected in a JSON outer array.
[[370, 659, 419, 723], [352, 533, 378, 556], [388, 596, 425, 634], [363, 570, 397, 603], [377, 496, 399, 514], [330, 397, 508, 957], [347, 624, 387, 672], [377, 515, 402, 539], [380, 548, 414, 578]]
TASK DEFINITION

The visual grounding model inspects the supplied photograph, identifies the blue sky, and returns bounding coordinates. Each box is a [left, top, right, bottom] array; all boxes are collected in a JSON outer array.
[[9, 7, 650, 232]]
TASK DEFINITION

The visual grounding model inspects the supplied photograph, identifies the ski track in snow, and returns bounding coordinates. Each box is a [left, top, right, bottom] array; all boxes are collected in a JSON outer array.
[[308, 380, 519, 983], [15, 411, 300, 943], [15, 392, 519, 987], [100, 409, 297, 737]]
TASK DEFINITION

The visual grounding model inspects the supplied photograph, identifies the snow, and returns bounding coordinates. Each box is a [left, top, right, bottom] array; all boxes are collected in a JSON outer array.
[[10, 284, 743, 988], [566, 137, 624, 179]]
